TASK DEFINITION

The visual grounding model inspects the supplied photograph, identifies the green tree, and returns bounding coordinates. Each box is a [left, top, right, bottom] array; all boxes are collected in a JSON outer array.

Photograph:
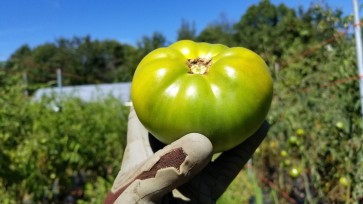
[[196, 13, 235, 46], [6, 44, 32, 68], [234, 0, 344, 63], [6, 36, 140, 86], [177, 19, 197, 41], [31, 43, 59, 83], [114, 45, 140, 82], [137, 32, 167, 58], [234, 0, 303, 58]]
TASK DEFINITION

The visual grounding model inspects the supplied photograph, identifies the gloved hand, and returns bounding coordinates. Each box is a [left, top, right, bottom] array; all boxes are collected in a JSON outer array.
[[105, 108, 268, 204]]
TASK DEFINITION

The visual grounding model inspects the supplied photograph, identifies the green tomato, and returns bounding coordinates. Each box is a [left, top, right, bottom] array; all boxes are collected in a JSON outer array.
[[296, 128, 305, 136], [131, 40, 273, 153], [280, 150, 288, 157], [339, 176, 349, 186], [289, 167, 301, 178], [288, 135, 300, 146], [283, 159, 291, 167], [336, 121, 344, 129], [50, 173, 56, 179]]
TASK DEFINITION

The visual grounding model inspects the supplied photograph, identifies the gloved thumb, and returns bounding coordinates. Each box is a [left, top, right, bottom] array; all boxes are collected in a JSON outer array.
[[105, 133, 213, 204]]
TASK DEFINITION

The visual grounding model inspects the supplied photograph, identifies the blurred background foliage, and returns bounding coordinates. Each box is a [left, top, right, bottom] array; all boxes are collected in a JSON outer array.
[[1, 0, 362, 203], [0, 72, 128, 203]]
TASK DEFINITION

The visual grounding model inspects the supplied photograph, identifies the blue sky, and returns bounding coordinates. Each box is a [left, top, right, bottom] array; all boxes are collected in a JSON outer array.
[[0, 0, 358, 61]]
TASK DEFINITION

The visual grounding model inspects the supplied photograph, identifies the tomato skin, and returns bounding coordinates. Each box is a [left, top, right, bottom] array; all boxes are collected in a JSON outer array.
[[131, 40, 273, 153]]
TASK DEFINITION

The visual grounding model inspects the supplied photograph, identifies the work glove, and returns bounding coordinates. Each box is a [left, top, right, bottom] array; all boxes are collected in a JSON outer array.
[[104, 108, 268, 204]]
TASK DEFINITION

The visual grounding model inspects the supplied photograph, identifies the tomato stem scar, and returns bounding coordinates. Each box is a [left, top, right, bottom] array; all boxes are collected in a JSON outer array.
[[187, 58, 212, 75]]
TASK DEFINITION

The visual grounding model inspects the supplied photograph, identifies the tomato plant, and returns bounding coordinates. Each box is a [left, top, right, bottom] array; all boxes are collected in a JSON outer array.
[[131, 40, 273, 152]]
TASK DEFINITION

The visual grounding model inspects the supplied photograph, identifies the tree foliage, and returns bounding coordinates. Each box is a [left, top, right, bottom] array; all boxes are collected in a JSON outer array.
[[6, 36, 139, 86], [196, 13, 235, 46], [177, 19, 197, 41]]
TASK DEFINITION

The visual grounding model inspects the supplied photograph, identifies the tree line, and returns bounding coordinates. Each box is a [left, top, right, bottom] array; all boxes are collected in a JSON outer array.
[[2, 0, 349, 90]]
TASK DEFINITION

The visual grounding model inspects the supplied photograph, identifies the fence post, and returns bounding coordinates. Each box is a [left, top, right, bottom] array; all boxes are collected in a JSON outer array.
[[352, 0, 363, 117]]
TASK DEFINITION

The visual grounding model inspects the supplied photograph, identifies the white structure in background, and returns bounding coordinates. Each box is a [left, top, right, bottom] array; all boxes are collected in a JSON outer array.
[[33, 82, 132, 106]]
